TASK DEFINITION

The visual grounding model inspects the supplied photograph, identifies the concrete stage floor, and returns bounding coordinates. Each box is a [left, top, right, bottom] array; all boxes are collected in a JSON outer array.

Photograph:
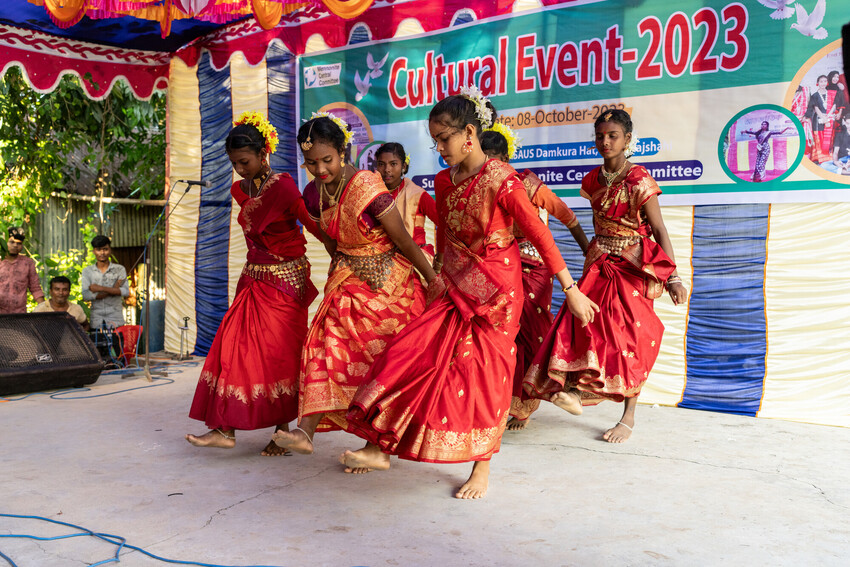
[[1, 358, 848, 567]]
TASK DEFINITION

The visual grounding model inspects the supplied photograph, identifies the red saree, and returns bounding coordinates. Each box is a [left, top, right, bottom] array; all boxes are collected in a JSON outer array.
[[189, 172, 319, 430], [510, 170, 580, 420], [300, 171, 426, 432], [524, 165, 675, 405], [346, 160, 566, 463]]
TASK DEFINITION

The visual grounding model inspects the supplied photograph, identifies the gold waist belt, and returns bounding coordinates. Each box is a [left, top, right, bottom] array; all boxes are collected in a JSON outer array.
[[594, 235, 642, 256], [332, 247, 397, 291], [242, 255, 310, 297]]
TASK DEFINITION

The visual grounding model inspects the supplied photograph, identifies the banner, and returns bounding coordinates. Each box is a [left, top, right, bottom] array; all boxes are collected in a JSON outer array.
[[297, 0, 849, 205]]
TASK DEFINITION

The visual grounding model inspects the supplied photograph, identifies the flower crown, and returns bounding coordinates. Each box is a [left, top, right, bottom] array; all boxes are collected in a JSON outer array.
[[301, 111, 354, 152], [233, 111, 278, 155], [459, 84, 493, 128], [486, 122, 521, 160]]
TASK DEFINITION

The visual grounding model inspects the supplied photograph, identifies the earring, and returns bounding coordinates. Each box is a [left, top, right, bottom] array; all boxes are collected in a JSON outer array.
[[462, 137, 473, 154]]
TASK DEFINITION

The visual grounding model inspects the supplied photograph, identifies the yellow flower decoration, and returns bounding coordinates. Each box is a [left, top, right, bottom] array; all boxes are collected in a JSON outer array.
[[310, 111, 354, 148], [486, 121, 521, 160], [233, 111, 279, 155]]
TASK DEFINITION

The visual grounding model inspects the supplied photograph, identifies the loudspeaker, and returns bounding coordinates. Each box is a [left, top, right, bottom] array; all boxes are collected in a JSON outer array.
[[0, 312, 104, 396]]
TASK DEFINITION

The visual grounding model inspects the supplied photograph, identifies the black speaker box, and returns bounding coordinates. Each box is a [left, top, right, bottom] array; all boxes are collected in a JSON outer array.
[[0, 312, 104, 396]]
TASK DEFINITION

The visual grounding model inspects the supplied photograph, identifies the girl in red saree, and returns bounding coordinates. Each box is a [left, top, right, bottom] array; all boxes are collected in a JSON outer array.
[[342, 92, 598, 499], [375, 142, 438, 258], [187, 113, 320, 455], [271, 115, 437, 459], [480, 127, 589, 430], [524, 109, 688, 443]]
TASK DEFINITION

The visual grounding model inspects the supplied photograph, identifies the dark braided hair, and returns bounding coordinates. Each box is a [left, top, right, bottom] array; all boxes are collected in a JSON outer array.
[[297, 117, 349, 155], [480, 130, 509, 160], [376, 142, 408, 175], [429, 94, 497, 137], [594, 108, 633, 135], [226, 124, 266, 154]]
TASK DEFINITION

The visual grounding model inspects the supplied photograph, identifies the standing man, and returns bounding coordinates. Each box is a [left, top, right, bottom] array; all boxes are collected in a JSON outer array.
[[0, 226, 44, 314], [34, 275, 89, 331], [81, 235, 129, 330]]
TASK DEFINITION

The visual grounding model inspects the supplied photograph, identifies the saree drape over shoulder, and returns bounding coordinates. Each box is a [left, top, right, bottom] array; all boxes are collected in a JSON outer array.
[[346, 160, 566, 463], [189, 172, 319, 430], [510, 170, 580, 420], [391, 178, 438, 258], [300, 170, 426, 432], [524, 165, 675, 405]]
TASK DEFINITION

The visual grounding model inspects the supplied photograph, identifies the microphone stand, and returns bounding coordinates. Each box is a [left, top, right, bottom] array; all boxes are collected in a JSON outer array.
[[127, 179, 194, 381]]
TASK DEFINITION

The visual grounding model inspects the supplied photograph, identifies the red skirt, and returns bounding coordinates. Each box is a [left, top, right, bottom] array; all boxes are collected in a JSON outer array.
[[346, 296, 518, 464], [524, 254, 665, 405], [189, 277, 306, 430], [510, 261, 554, 420]]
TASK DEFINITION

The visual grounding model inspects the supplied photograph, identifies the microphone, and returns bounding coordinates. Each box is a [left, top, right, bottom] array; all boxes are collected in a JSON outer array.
[[177, 179, 211, 188]]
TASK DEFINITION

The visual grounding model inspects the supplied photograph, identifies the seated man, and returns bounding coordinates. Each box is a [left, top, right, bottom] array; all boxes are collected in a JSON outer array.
[[0, 226, 45, 314], [81, 235, 129, 330], [34, 276, 90, 331]]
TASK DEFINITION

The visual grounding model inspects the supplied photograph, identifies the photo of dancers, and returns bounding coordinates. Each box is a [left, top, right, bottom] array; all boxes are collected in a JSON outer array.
[[787, 45, 847, 179], [722, 107, 800, 183]]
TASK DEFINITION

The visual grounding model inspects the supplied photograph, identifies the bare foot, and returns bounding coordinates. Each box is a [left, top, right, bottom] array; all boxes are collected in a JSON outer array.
[[550, 389, 583, 415], [185, 429, 235, 449], [339, 444, 390, 474], [272, 428, 314, 455], [506, 417, 528, 431], [260, 439, 291, 456], [455, 461, 489, 499], [603, 420, 633, 443]]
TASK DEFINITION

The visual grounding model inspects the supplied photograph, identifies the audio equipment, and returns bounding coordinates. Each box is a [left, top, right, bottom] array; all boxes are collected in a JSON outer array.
[[0, 313, 104, 396]]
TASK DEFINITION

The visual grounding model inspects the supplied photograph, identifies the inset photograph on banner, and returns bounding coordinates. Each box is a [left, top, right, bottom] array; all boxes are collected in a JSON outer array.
[[720, 106, 803, 184], [786, 40, 849, 182]]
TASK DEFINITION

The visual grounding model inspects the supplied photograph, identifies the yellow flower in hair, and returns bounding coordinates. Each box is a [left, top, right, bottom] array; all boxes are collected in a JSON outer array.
[[486, 122, 521, 160], [234, 111, 279, 155], [310, 111, 354, 148]]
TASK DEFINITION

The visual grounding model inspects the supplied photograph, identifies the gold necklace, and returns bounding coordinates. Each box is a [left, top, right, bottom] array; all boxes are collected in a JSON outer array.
[[601, 160, 627, 188], [322, 172, 346, 206]]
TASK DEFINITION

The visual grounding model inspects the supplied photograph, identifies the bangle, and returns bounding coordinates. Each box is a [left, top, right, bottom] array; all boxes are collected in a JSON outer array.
[[562, 281, 576, 293], [667, 276, 682, 284]]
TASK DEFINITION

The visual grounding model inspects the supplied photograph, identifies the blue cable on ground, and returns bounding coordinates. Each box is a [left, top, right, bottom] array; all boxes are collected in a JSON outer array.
[[0, 513, 286, 567]]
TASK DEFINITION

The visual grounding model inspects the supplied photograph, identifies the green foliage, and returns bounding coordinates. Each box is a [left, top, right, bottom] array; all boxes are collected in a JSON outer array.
[[1, 68, 165, 310]]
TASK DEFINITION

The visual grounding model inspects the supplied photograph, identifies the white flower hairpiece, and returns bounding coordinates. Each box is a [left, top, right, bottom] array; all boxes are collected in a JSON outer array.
[[624, 132, 639, 159], [306, 111, 354, 150], [486, 122, 522, 160], [459, 84, 493, 127]]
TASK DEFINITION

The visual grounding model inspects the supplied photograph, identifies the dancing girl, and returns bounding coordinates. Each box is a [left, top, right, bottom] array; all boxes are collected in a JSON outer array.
[[271, 114, 437, 465], [187, 111, 320, 456], [742, 121, 792, 182], [524, 109, 688, 443], [343, 89, 598, 498]]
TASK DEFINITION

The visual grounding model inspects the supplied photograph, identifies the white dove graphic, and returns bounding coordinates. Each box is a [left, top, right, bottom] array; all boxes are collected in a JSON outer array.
[[366, 52, 389, 79], [354, 70, 372, 101], [757, 0, 795, 19], [791, 0, 828, 39], [353, 52, 389, 101]]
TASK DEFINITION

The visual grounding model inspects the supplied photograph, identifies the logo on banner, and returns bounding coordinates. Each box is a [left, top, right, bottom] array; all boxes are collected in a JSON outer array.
[[303, 64, 342, 89]]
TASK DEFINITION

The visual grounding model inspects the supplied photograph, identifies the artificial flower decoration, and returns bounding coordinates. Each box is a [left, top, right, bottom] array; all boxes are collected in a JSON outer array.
[[234, 110, 279, 154], [310, 111, 354, 148], [486, 122, 522, 160], [459, 84, 493, 127]]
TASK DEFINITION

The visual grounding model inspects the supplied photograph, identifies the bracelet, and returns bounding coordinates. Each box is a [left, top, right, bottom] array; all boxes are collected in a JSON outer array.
[[667, 276, 682, 284], [562, 281, 576, 293]]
